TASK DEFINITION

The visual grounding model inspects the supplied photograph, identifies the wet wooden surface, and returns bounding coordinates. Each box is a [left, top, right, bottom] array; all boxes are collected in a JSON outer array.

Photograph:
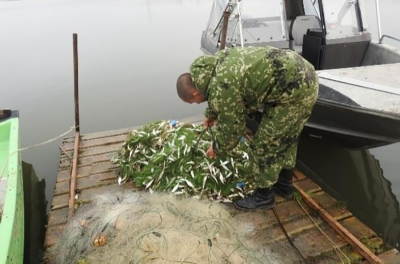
[[44, 115, 398, 263]]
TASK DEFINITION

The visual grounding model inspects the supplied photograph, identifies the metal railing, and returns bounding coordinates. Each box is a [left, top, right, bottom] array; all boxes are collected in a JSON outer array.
[[374, 0, 400, 46], [379, 34, 400, 45], [375, 0, 382, 40]]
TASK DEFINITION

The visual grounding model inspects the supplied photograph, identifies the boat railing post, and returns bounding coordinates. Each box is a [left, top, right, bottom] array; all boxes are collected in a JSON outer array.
[[375, 0, 382, 41], [236, 0, 244, 47]]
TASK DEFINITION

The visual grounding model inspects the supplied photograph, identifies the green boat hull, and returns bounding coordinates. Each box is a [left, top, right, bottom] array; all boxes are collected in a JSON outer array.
[[0, 113, 24, 264]]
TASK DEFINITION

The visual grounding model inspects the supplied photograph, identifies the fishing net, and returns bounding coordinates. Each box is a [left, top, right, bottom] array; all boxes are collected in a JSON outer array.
[[112, 120, 258, 201], [47, 192, 281, 264]]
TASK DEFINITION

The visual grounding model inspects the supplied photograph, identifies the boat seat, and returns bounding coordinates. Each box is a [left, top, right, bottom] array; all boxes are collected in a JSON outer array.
[[290, 16, 321, 46], [303, 28, 372, 70]]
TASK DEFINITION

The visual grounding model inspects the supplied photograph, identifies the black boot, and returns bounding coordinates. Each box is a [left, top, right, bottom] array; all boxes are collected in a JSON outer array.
[[234, 188, 275, 211], [272, 169, 294, 199]]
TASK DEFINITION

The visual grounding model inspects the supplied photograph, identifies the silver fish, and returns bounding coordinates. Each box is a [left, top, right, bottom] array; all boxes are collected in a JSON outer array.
[[172, 183, 180, 193], [145, 179, 154, 189]]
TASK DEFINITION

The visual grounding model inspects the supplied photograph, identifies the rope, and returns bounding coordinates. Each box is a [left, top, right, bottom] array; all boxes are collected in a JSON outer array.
[[295, 198, 351, 264], [0, 125, 76, 180]]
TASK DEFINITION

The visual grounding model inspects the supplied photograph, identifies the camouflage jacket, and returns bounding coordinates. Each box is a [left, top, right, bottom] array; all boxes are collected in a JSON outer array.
[[189, 46, 317, 153]]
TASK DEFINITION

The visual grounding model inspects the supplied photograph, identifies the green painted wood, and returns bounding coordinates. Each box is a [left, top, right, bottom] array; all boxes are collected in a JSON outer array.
[[0, 116, 24, 264]]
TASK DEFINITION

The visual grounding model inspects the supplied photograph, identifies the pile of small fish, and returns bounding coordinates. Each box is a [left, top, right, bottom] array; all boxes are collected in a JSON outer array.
[[112, 120, 257, 201]]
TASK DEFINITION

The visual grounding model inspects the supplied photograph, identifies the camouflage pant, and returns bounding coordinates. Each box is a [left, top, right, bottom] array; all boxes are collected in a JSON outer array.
[[246, 82, 318, 188]]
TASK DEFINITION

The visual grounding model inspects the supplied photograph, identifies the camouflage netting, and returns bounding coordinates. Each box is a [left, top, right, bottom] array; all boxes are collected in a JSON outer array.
[[112, 120, 258, 201], [47, 192, 281, 264]]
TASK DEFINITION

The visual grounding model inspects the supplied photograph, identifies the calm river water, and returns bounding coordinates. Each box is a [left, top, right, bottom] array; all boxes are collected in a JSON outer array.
[[0, 0, 399, 262]]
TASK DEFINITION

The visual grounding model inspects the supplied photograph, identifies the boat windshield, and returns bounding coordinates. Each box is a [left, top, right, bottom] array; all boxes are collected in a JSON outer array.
[[204, 0, 287, 47], [303, 0, 320, 17], [322, 0, 362, 39], [240, 0, 286, 44]]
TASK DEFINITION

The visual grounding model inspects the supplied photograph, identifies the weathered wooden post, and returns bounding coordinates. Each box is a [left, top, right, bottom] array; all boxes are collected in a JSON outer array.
[[68, 33, 81, 218], [220, 11, 231, 50], [73, 33, 80, 133]]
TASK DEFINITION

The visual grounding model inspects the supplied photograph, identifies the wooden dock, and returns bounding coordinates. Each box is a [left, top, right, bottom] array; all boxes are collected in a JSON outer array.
[[44, 116, 400, 263]]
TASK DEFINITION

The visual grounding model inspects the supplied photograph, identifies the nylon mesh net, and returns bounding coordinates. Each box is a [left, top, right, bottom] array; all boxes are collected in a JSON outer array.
[[47, 191, 288, 264]]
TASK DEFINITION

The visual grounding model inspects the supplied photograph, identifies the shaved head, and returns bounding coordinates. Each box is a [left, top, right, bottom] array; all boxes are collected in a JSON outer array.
[[176, 73, 195, 101], [176, 73, 206, 104]]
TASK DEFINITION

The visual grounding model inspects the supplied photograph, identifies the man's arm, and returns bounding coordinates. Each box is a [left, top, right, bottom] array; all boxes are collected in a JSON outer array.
[[204, 106, 217, 128], [204, 106, 218, 120], [212, 85, 246, 154]]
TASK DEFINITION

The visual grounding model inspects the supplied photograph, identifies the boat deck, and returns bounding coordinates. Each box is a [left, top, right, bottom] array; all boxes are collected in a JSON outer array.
[[44, 115, 400, 263], [322, 63, 400, 89], [318, 63, 400, 116]]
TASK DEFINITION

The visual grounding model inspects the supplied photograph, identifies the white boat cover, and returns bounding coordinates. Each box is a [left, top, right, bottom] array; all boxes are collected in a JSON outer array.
[[318, 64, 400, 116]]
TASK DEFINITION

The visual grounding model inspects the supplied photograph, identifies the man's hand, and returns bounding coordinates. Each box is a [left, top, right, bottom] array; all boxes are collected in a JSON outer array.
[[207, 145, 217, 159], [203, 117, 215, 128]]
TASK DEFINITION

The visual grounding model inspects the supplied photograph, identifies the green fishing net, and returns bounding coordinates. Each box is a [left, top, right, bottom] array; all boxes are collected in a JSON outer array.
[[112, 120, 258, 200]]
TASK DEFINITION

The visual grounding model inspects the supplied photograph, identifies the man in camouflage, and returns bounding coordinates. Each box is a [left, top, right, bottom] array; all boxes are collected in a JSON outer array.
[[176, 46, 318, 210]]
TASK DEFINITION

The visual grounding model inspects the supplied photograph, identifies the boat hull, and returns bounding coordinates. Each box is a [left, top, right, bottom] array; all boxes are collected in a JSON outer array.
[[0, 112, 24, 264], [304, 100, 400, 149]]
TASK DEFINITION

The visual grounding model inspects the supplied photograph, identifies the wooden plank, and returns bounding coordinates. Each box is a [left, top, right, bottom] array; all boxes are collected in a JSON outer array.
[[229, 208, 277, 232], [51, 194, 69, 210], [271, 197, 351, 242], [63, 127, 133, 143], [44, 224, 66, 248], [76, 172, 118, 190], [54, 181, 70, 196], [295, 184, 384, 264], [47, 208, 68, 227], [265, 237, 307, 263], [275, 210, 350, 241], [273, 200, 313, 223], [62, 134, 127, 151], [361, 249, 400, 264], [293, 169, 307, 181], [274, 195, 286, 204], [78, 182, 135, 202], [59, 152, 115, 168], [292, 223, 347, 259], [312, 192, 352, 220], [55, 171, 119, 195], [60, 142, 122, 158], [314, 245, 362, 264], [77, 143, 122, 157], [340, 217, 376, 240], [296, 178, 321, 193], [62, 115, 202, 144], [232, 193, 354, 245], [57, 161, 117, 182]]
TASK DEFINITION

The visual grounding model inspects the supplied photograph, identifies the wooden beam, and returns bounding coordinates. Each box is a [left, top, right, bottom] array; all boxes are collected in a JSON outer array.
[[219, 11, 231, 50], [294, 183, 384, 264], [73, 33, 80, 133], [68, 132, 80, 218], [68, 33, 81, 218], [293, 169, 307, 181]]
